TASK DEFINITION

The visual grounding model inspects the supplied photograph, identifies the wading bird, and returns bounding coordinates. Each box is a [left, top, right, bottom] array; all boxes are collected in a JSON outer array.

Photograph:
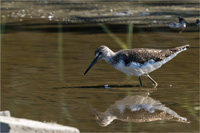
[[84, 45, 189, 88], [168, 16, 187, 29]]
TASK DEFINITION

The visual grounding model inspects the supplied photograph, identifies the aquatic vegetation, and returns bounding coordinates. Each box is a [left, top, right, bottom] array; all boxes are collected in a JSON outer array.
[[1, 15, 7, 34], [58, 22, 64, 81], [127, 24, 133, 49]]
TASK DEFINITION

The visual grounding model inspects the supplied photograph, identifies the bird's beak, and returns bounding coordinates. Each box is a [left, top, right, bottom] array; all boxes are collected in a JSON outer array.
[[84, 55, 99, 75]]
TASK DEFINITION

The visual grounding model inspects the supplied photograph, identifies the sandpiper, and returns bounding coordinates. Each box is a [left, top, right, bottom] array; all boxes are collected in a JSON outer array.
[[168, 16, 187, 29], [84, 45, 189, 87]]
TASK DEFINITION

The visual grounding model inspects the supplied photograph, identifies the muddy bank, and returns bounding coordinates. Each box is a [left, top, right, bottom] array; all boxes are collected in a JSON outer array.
[[1, 0, 199, 24]]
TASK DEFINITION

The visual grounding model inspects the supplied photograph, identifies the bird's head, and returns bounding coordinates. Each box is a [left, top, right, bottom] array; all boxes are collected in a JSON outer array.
[[178, 16, 188, 24], [84, 45, 113, 75], [89, 104, 113, 127]]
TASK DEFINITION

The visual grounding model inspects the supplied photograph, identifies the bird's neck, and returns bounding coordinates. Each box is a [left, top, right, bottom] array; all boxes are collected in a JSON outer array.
[[103, 50, 115, 63]]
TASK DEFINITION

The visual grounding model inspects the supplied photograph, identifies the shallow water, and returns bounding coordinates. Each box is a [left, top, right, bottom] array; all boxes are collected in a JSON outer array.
[[1, 1, 200, 132]]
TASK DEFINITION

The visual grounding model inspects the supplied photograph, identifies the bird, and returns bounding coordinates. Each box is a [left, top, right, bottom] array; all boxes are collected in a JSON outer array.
[[84, 45, 190, 88], [168, 16, 187, 29], [196, 19, 200, 27]]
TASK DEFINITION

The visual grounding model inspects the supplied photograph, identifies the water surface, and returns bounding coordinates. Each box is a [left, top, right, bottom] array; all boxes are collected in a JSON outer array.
[[1, 1, 199, 132]]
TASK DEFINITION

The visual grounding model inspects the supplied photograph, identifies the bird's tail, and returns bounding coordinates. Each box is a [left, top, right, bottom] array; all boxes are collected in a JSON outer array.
[[170, 44, 190, 52]]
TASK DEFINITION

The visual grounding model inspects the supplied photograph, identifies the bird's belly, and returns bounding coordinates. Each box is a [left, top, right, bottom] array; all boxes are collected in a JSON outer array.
[[113, 61, 161, 76], [114, 63, 142, 76], [113, 54, 177, 76]]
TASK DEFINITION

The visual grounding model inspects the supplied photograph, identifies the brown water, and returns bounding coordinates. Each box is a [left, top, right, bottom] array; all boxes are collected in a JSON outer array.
[[1, 1, 200, 132]]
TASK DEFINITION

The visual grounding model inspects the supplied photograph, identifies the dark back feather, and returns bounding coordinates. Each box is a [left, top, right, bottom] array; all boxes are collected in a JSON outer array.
[[112, 45, 189, 66]]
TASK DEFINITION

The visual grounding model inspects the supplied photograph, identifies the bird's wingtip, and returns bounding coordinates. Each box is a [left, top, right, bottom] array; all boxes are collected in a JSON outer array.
[[184, 44, 190, 49]]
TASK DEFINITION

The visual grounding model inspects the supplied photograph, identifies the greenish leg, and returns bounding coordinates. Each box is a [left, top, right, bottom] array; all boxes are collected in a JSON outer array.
[[146, 74, 158, 88]]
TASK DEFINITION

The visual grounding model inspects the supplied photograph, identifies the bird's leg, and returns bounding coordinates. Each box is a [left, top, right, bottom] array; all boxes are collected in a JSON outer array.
[[138, 76, 143, 87], [145, 74, 158, 88]]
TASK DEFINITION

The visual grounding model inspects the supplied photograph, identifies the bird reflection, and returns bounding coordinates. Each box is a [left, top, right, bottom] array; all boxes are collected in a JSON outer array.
[[90, 94, 189, 127]]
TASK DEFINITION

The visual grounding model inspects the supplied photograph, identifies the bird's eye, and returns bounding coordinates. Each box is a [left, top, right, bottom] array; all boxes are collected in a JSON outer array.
[[99, 51, 102, 55]]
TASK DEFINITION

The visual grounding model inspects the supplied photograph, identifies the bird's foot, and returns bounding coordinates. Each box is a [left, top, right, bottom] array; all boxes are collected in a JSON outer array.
[[153, 83, 158, 88]]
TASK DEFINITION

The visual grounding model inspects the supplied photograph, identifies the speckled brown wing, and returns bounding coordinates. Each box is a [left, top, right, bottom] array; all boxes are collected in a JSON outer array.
[[112, 45, 189, 66], [113, 48, 166, 65]]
